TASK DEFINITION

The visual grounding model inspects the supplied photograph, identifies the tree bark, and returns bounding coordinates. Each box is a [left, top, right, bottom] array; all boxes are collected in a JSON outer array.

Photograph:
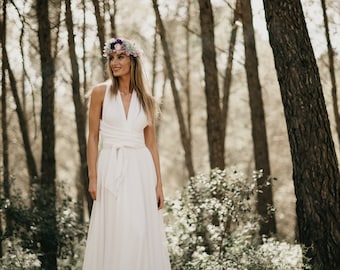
[[108, 0, 117, 38], [152, 0, 195, 177], [11, 2, 39, 139], [221, 0, 240, 139], [198, 0, 225, 170], [1, 38, 38, 185], [184, 0, 192, 143], [65, 0, 92, 219], [1, 0, 12, 240], [263, 0, 340, 268], [82, 0, 87, 97], [321, 0, 340, 148], [92, 0, 105, 56], [241, 0, 276, 236], [36, 0, 57, 268]]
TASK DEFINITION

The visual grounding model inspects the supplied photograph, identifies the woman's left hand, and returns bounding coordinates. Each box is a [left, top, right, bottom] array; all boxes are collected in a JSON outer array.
[[156, 184, 165, 210]]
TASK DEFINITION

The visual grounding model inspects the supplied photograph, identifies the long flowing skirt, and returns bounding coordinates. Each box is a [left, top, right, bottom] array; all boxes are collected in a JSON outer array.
[[82, 147, 171, 270]]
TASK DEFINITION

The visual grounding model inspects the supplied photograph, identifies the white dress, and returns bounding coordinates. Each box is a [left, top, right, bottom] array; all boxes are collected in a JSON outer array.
[[83, 84, 171, 270]]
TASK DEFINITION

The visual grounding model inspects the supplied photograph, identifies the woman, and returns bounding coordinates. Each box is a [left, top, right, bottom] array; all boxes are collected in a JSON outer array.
[[83, 38, 171, 270]]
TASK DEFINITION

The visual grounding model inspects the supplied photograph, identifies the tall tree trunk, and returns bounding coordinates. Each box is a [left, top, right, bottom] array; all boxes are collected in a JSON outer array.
[[321, 0, 340, 147], [198, 0, 225, 170], [151, 27, 163, 136], [151, 27, 158, 97], [152, 0, 195, 177], [241, 0, 276, 236], [184, 0, 192, 143], [1, 0, 12, 240], [221, 0, 240, 139], [1, 39, 38, 185], [65, 0, 92, 218], [82, 0, 87, 97], [263, 1, 340, 268], [92, 0, 106, 57], [11, 3, 39, 139], [36, 0, 57, 268], [108, 0, 117, 38]]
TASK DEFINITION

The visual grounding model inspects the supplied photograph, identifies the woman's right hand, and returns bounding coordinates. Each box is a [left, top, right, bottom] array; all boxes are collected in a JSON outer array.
[[89, 179, 97, 200]]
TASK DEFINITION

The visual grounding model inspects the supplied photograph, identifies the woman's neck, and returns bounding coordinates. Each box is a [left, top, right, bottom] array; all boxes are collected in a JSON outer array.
[[118, 76, 131, 94]]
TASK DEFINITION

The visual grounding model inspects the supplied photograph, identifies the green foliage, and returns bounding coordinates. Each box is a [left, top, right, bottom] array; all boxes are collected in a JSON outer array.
[[1, 170, 309, 269], [165, 168, 308, 270], [0, 238, 41, 270], [56, 186, 87, 270], [0, 182, 87, 269]]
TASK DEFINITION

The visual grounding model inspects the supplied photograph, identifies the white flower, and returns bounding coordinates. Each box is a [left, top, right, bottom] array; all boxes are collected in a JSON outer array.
[[114, 44, 122, 51]]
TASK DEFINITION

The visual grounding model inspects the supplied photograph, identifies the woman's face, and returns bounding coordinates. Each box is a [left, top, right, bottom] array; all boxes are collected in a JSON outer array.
[[109, 53, 131, 78]]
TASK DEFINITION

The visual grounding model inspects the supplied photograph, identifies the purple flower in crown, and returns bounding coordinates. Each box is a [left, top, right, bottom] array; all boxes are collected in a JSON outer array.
[[103, 38, 142, 58]]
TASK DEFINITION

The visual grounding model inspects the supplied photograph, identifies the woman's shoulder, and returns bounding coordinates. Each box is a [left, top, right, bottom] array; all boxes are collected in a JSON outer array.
[[91, 81, 109, 100], [93, 81, 109, 93]]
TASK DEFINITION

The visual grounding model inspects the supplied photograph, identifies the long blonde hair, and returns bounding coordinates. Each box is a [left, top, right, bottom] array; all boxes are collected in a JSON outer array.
[[106, 56, 156, 125]]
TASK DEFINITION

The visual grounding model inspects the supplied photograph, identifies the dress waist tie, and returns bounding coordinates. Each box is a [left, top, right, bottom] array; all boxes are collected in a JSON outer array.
[[100, 121, 145, 197], [102, 143, 146, 197]]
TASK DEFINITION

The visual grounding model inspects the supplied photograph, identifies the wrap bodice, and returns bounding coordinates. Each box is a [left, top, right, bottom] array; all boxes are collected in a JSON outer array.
[[99, 84, 148, 197]]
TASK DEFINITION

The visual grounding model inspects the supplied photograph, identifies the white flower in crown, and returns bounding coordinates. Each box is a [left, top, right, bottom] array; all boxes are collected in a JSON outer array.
[[114, 43, 122, 51]]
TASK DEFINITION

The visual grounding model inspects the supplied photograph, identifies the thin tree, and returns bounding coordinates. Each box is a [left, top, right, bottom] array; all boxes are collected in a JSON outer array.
[[221, 0, 240, 139], [36, 0, 58, 268], [92, 0, 106, 58], [107, 0, 117, 38], [198, 0, 225, 169], [65, 0, 92, 217], [150, 28, 165, 136], [82, 0, 87, 97], [321, 0, 340, 147], [184, 0, 192, 142], [263, 0, 340, 268], [1, 0, 12, 240], [1, 33, 38, 187], [241, 0, 276, 236], [152, 0, 195, 177]]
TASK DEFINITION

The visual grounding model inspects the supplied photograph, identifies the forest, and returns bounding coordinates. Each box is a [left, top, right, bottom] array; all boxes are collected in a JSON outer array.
[[0, 0, 339, 269]]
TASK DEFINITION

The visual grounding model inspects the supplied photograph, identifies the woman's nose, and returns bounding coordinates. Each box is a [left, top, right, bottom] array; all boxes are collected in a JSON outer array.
[[111, 58, 119, 65]]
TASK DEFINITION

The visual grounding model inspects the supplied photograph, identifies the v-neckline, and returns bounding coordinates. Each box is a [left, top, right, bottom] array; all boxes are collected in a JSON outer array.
[[118, 90, 133, 121]]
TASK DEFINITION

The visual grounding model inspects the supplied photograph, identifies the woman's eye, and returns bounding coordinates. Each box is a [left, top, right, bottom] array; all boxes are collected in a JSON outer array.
[[109, 56, 113, 61]]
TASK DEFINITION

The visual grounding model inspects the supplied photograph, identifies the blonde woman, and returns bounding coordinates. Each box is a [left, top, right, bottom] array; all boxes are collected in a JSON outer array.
[[83, 38, 171, 270]]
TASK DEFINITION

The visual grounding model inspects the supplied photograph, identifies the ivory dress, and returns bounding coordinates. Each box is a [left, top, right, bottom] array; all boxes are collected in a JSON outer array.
[[83, 84, 171, 270]]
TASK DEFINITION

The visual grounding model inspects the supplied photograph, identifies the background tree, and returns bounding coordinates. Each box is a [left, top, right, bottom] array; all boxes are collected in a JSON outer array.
[[221, 0, 240, 140], [92, 0, 106, 71], [262, 0, 340, 268], [65, 0, 91, 218], [241, 0, 276, 236], [321, 0, 340, 147], [1, 37, 38, 191], [198, 0, 225, 169], [35, 0, 58, 268], [107, 0, 117, 38], [1, 0, 11, 245], [152, 0, 195, 177]]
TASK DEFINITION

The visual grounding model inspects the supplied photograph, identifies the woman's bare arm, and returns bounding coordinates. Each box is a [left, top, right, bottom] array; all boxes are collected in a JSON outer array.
[[144, 125, 164, 209], [87, 84, 106, 200]]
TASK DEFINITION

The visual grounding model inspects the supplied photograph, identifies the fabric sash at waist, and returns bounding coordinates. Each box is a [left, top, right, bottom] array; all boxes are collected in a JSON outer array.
[[99, 120, 145, 197]]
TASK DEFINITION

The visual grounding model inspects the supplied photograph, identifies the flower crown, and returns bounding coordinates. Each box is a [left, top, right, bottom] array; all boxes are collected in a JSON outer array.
[[103, 38, 142, 58]]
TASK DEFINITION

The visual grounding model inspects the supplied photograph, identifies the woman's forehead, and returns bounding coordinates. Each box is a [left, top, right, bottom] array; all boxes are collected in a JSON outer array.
[[109, 52, 128, 57]]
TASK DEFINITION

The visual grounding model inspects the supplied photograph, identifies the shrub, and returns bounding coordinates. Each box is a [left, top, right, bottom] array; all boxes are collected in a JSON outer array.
[[165, 168, 307, 270], [0, 182, 87, 270]]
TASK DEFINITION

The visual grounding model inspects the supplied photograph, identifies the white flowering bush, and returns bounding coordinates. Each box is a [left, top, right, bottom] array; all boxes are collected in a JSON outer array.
[[165, 168, 308, 270], [0, 238, 41, 269], [0, 182, 87, 270]]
